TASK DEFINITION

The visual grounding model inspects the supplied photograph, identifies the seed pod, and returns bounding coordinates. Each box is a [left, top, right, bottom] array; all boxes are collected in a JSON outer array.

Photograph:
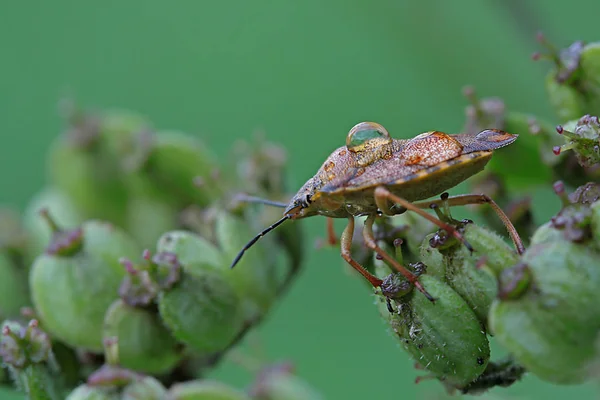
[[422, 221, 519, 328], [29, 215, 140, 352], [156, 251, 246, 353], [215, 211, 279, 317], [166, 380, 252, 400], [23, 188, 83, 261], [123, 174, 180, 250], [102, 299, 182, 375], [48, 112, 128, 226], [137, 130, 222, 207], [379, 274, 490, 389], [121, 376, 167, 400], [489, 240, 600, 384]]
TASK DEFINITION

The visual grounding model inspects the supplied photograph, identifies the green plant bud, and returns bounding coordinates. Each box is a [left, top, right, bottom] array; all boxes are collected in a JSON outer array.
[[553, 115, 600, 169], [47, 128, 128, 227], [66, 385, 116, 400], [157, 255, 245, 353], [157, 231, 223, 270], [529, 221, 563, 245], [30, 217, 141, 352], [97, 110, 151, 162], [215, 211, 279, 317], [0, 252, 30, 321], [1, 320, 52, 369], [123, 175, 180, 250], [1, 320, 61, 400], [166, 380, 252, 400], [489, 240, 600, 384], [423, 222, 519, 327], [121, 376, 167, 400], [137, 130, 222, 207], [379, 274, 490, 389], [102, 299, 182, 375], [250, 364, 325, 400], [546, 181, 599, 244], [23, 188, 83, 261]]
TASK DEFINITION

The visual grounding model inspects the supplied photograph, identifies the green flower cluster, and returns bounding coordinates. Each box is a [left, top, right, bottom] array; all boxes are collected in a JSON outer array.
[[0, 105, 318, 399], [354, 35, 600, 396]]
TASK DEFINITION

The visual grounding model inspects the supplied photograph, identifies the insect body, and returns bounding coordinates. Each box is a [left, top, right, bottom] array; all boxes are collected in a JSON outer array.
[[231, 122, 522, 300]]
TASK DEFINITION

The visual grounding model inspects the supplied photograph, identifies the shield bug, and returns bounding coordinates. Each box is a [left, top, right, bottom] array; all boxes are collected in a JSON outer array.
[[231, 122, 524, 300]]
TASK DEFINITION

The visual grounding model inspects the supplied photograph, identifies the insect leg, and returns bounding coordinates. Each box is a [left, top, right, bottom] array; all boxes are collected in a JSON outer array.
[[326, 218, 338, 245], [373, 186, 474, 253], [340, 216, 383, 287], [362, 214, 435, 302], [412, 194, 525, 255]]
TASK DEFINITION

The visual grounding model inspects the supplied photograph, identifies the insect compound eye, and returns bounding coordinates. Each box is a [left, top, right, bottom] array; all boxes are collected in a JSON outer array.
[[346, 121, 392, 153]]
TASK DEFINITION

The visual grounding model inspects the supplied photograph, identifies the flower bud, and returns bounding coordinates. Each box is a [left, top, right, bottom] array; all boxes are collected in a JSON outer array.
[[23, 188, 83, 261], [489, 240, 600, 384], [65, 385, 116, 400], [1, 320, 62, 400], [378, 274, 490, 389], [48, 111, 128, 226], [29, 216, 141, 352], [121, 376, 167, 400], [421, 220, 519, 328], [156, 253, 245, 353], [102, 299, 182, 375]]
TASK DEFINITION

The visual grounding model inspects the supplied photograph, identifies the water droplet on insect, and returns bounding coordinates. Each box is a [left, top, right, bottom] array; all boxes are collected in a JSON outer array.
[[346, 122, 391, 152]]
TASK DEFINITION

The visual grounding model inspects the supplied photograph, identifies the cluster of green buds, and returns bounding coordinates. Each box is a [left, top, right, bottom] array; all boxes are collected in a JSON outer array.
[[353, 34, 600, 395], [1, 103, 313, 398]]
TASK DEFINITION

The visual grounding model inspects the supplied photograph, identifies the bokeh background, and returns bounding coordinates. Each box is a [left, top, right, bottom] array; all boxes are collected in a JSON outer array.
[[1, 1, 599, 399]]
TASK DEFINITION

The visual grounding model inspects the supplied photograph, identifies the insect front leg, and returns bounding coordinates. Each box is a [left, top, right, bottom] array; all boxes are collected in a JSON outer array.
[[373, 186, 474, 253], [362, 214, 436, 302], [340, 216, 384, 287], [412, 193, 525, 255]]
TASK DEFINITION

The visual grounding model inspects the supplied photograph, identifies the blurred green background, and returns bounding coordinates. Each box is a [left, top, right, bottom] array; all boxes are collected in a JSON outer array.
[[1, 1, 599, 399]]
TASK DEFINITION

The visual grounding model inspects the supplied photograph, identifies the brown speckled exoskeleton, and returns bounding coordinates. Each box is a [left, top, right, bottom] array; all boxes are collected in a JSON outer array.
[[231, 122, 524, 301]]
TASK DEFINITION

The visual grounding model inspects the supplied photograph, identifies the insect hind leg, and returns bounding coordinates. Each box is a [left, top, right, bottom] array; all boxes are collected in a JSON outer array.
[[412, 193, 525, 255], [374, 186, 474, 253]]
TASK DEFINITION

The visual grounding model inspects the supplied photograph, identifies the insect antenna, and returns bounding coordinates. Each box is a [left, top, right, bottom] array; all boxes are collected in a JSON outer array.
[[233, 193, 288, 208], [230, 215, 290, 268]]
